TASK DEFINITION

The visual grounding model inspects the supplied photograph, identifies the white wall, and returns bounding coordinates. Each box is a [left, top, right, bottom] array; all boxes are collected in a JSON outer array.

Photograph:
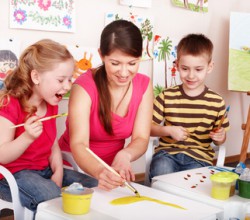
[[1, 0, 250, 173]]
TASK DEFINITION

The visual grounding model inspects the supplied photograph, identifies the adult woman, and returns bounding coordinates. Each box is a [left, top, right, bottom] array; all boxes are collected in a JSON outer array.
[[59, 20, 153, 191]]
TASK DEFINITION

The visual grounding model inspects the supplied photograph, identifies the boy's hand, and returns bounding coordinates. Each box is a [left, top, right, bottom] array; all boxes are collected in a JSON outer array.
[[210, 128, 226, 144], [170, 126, 189, 141]]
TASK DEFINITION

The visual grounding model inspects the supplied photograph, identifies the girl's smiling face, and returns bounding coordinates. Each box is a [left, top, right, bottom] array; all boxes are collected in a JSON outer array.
[[177, 53, 213, 96], [32, 58, 75, 105]]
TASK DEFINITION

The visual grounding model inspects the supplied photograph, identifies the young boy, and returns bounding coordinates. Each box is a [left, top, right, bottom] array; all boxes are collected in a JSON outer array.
[[149, 33, 229, 181]]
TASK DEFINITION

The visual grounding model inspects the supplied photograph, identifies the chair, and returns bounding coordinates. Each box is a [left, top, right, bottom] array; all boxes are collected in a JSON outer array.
[[144, 137, 226, 186], [0, 166, 34, 220], [0, 151, 80, 220]]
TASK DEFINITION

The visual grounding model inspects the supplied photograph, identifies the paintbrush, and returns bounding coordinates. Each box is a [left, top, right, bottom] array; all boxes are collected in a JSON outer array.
[[86, 148, 141, 197], [213, 106, 230, 132], [10, 112, 68, 128]]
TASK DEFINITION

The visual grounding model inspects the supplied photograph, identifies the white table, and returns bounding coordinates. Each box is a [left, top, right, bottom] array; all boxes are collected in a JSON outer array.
[[152, 167, 250, 220], [36, 183, 222, 220]]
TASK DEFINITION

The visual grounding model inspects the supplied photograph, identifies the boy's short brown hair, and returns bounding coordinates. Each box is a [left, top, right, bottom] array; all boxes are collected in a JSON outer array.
[[177, 34, 213, 63]]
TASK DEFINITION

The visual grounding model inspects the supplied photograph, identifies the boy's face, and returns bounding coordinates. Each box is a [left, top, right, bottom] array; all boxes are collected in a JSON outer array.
[[177, 54, 213, 96]]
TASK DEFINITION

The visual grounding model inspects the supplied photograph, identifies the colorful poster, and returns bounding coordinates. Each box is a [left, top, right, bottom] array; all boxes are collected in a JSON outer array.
[[153, 35, 182, 97], [0, 38, 20, 89], [228, 12, 250, 92], [64, 45, 102, 98], [171, 0, 208, 13], [9, 0, 75, 33], [105, 12, 154, 61]]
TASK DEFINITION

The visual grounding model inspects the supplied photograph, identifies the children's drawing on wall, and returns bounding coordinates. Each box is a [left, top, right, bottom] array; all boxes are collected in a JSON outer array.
[[228, 12, 250, 92], [0, 39, 20, 89], [64, 45, 102, 98], [171, 0, 208, 13], [153, 36, 182, 97], [9, 0, 75, 33], [105, 12, 154, 60], [119, 0, 152, 8]]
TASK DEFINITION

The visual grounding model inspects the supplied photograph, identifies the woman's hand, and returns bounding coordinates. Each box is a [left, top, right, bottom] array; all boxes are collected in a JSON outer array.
[[111, 150, 134, 182], [97, 168, 124, 191], [23, 115, 43, 140]]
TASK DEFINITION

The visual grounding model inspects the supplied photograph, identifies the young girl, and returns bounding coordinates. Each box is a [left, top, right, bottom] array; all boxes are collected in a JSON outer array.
[[0, 39, 97, 212]]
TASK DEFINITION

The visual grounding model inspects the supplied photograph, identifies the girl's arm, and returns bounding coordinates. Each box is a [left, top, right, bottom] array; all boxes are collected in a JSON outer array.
[[49, 139, 63, 187], [111, 80, 154, 181], [0, 115, 42, 164], [69, 84, 123, 191]]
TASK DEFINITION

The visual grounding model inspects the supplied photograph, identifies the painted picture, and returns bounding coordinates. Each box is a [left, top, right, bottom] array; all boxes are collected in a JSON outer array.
[[0, 38, 20, 89], [119, 0, 152, 8], [105, 12, 154, 61], [228, 12, 250, 92], [153, 35, 182, 97], [9, 0, 75, 33], [64, 45, 102, 98], [171, 0, 208, 13]]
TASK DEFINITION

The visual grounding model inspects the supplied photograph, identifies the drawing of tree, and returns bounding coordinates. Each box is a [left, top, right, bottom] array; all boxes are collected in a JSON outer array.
[[140, 19, 153, 59], [157, 37, 172, 88]]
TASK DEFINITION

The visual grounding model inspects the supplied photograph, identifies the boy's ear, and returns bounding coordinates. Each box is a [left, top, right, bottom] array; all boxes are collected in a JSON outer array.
[[31, 69, 40, 85], [207, 61, 214, 74]]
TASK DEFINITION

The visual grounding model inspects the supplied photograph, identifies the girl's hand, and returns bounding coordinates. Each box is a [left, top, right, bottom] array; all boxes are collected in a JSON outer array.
[[210, 128, 226, 143], [23, 116, 43, 140], [97, 168, 124, 191], [51, 171, 63, 188], [112, 150, 134, 182]]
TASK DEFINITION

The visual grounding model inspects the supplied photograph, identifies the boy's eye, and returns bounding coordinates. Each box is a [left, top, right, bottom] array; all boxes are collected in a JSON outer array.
[[58, 79, 64, 83]]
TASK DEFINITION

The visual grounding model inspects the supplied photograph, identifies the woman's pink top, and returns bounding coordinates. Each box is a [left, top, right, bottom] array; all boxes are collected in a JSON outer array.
[[0, 97, 57, 179], [59, 70, 150, 165]]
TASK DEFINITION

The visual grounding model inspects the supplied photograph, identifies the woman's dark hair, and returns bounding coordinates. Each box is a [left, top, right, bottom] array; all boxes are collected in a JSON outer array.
[[94, 20, 143, 135]]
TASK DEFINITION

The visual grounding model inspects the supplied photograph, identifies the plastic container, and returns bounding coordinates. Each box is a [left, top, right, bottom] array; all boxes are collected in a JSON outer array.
[[238, 179, 250, 199], [210, 172, 239, 200], [61, 187, 94, 215]]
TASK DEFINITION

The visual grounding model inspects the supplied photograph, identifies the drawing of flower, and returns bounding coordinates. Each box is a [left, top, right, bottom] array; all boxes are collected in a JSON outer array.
[[38, 0, 51, 11], [13, 8, 27, 25], [62, 15, 72, 29]]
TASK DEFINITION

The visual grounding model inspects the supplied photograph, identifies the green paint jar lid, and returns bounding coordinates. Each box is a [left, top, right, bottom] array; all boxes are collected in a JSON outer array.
[[210, 172, 239, 183]]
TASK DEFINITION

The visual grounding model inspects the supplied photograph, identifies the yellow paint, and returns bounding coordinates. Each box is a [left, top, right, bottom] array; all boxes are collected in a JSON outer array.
[[110, 196, 186, 210]]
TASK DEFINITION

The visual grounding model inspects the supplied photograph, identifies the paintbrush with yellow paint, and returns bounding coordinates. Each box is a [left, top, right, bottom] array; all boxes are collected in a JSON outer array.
[[10, 112, 68, 128], [86, 148, 141, 197]]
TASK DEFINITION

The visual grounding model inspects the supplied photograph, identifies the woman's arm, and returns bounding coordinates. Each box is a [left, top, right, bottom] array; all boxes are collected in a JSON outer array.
[[69, 84, 123, 190], [112, 79, 154, 181], [0, 115, 42, 164], [49, 139, 63, 187]]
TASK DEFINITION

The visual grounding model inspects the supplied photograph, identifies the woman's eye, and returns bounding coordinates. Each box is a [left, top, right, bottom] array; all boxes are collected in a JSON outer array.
[[111, 62, 119, 66]]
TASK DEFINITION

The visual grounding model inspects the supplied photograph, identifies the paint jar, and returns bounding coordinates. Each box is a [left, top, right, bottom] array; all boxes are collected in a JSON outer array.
[[238, 179, 250, 199], [61, 183, 94, 215], [210, 172, 238, 200]]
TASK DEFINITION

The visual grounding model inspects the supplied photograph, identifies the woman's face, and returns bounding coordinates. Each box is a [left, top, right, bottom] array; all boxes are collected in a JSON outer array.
[[100, 49, 141, 87]]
